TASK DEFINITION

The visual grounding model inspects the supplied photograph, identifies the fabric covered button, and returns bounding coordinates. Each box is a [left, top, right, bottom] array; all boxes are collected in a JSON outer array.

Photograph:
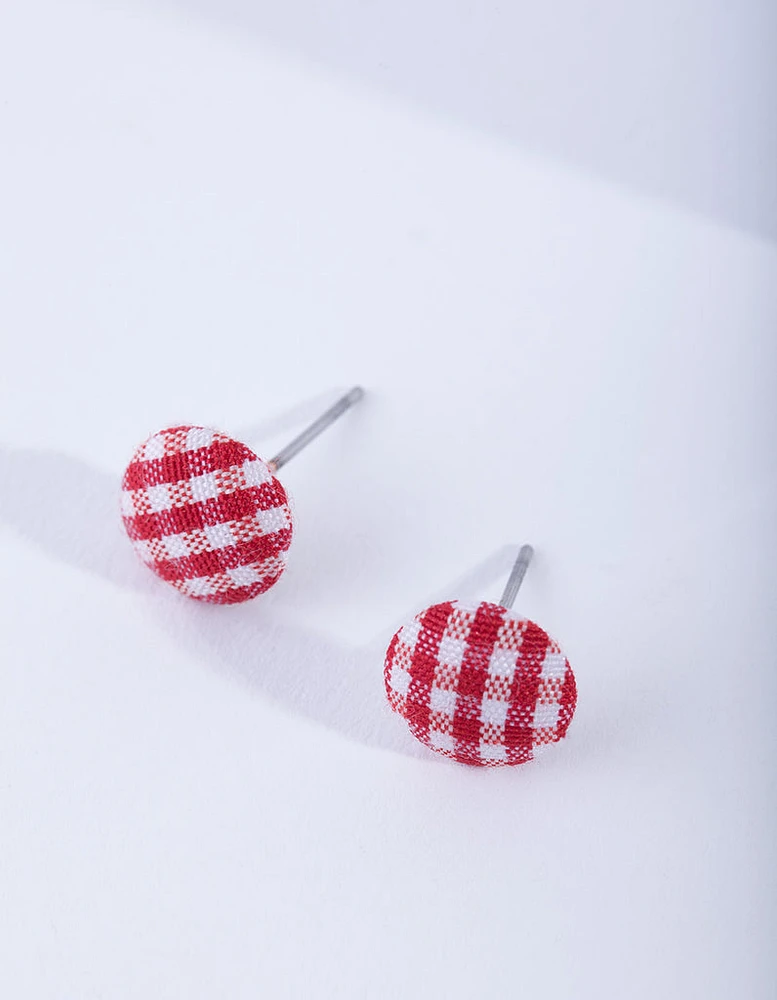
[[385, 600, 576, 766], [121, 425, 292, 604]]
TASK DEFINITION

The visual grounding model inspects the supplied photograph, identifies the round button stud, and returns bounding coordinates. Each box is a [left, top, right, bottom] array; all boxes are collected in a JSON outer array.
[[385, 600, 577, 766], [121, 425, 292, 603]]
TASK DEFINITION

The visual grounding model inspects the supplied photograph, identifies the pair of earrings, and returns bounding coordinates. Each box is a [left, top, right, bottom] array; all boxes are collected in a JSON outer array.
[[120, 388, 577, 767]]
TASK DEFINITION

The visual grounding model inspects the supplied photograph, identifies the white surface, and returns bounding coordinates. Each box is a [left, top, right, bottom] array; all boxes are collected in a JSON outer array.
[[1, 2, 775, 997], [179, 0, 777, 241]]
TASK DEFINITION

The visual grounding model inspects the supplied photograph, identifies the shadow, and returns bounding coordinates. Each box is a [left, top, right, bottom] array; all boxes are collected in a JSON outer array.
[[159, 0, 775, 242], [0, 435, 516, 759], [0, 448, 150, 593]]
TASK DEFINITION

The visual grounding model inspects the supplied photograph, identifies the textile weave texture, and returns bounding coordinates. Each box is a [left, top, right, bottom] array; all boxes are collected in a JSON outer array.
[[385, 600, 576, 766], [121, 425, 292, 604]]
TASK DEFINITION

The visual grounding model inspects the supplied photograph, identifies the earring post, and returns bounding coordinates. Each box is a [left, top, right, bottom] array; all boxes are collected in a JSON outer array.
[[268, 386, 364, 472], [498, 544, 534, 609]]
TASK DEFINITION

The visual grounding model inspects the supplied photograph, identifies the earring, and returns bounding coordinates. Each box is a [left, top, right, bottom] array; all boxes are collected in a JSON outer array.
[[121, 387, 363, 604], [384, 545, 577, 766]]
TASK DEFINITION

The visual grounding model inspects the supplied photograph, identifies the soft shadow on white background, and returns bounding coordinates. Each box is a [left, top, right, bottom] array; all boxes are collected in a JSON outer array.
[[160, 0, 777, 240]]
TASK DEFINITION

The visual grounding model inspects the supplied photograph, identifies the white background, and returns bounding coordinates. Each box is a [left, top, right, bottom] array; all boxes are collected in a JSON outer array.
[[1, 1, 775, 997]]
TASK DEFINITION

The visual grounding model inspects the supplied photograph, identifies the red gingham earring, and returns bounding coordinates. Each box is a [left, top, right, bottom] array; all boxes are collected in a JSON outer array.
[[384, 545, 577, 766], [120, 387, 363, 604]]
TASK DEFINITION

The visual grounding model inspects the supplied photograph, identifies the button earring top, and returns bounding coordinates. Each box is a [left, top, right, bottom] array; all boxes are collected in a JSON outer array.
[[121, 388, 363, 604], [384, 546, 577, 766]]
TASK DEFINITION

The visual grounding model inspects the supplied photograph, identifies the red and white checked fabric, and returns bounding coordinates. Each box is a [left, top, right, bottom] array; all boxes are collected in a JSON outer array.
[[385, 600, 576, 766], [121, 425, 293, 604]]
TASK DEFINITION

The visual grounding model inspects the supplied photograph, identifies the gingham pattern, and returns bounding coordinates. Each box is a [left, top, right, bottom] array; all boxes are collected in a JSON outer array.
[[121, 425, 292, 604], [385, 600, 576, 766]]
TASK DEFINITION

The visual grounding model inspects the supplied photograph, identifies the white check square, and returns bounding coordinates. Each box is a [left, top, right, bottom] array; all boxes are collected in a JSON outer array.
[[488, 647, 517, 678], [398, 619, 421, 651], [539, 651, 567, 682], [204, 522, 236, 549], [185, 427, 214, 452], [143, 435, 166, 460], [437, 635, 466, 669], [428, 730, 455, 753], [226, 566, 262, 587], [179, 576, 216, 597], [480, 698, 509, 727], [162, 533, 190, 558], [430, 686, 457, 716], [389, 666, 412, 698], [146, 484, 172, 512], [533, 703, 561, 728], [256, 507, 289, 534], [243, 460, 272, 487], [189, 472, 219, 502]]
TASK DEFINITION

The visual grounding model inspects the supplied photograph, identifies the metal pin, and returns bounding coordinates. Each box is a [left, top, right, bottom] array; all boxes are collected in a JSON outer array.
[[498, 544, 534, 609], [268, 386, 364, 472]]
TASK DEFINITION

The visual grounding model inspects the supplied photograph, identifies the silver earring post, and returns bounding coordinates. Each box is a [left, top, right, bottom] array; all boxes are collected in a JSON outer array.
[[268, 386, 364, 472], [498, 544, 534, 609]]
